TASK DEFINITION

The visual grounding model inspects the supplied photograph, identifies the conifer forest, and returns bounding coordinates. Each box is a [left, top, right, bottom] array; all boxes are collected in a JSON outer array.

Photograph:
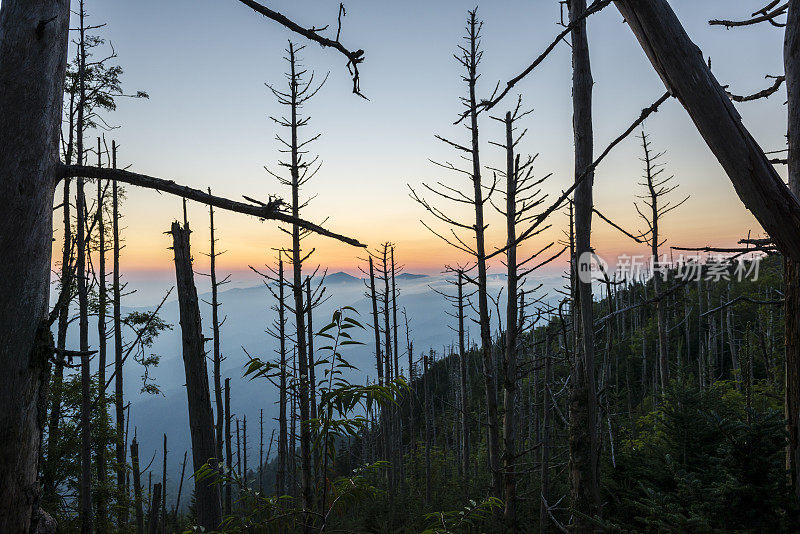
[[4, 0, 800, 532]]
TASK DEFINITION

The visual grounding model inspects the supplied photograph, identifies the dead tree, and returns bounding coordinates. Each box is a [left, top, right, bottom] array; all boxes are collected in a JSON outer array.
[[236, 418, 242, 483], [265, 41, 330, 521], [489, 102, 559, 529], [259, 409, 264, 494], [633, 130, 688, 390], [131, 436, 144, 534], [277, 257, 290, 497], [568, 0, 601, 527], [224, 378, 233, 516], [787, 0, 800, 496], [203, 194, 230, 468], [170, 221, 221, 529], [174, 450, 187, 520], [366, 256, 387, 461], [161, 434, 167, 533], [423, 351, 432, 505], [75, 5, 93, 532], [409, 8, 501, 496], [94, 137, 110, 533], [147, 483, 161, 534], [402, 308, 415, 452], [111, 141, 128, 523], [0, 1, 365, 527], [540, 329, 554, 533]]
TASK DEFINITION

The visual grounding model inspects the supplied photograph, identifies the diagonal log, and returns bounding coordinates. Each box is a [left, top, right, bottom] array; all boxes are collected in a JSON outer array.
[[59, 164, 365, 247], [613, 0, 800, 262]]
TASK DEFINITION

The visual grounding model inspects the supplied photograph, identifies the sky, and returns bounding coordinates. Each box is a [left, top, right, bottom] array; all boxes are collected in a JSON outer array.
[[58, 0, 787, 292]]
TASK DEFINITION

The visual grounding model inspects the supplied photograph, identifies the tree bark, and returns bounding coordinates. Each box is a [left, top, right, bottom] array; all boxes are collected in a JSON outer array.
[[170, 221, 221, 530]]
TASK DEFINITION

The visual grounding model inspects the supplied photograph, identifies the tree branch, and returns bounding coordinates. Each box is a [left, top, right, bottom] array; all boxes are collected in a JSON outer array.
[[58, 164, 365, 247], [236, 0, 365, 96]]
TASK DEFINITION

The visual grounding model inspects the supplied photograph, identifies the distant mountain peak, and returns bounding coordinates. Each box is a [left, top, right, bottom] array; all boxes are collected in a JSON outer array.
[[325, 271, 361, 284]]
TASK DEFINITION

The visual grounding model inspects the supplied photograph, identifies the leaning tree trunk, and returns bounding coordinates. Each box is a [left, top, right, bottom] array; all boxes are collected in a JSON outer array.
[[568, 0, 600, 530], [0, 1, 70, 531], [170, 221, 222, 530], [613, 0, 800, 258]]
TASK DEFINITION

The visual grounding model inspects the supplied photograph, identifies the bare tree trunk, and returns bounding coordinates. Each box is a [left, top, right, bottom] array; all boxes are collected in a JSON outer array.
[[391, 246, 403, 485], [568, 1, 600, 529], [424, 352, 431, 506], [147, 483, 161, 534], [161, 434, 167, 534], [112, 141, 128, 526], [286, 43, 314, 523], [277, 258, 288, 497], [457, 272, 469, 490], [369, 257, 386, 462], [75, 7, 93, 532], [224, 379, 232, 515], [174, 450, 187, 520], [381, 244, 395, 489], [259, 409, 264, 495], [640, 132, 670, 391], [502, 112, 518, 530], [539, 338, 553, 534], [170, 221, 221, 530], [786, 0, 800, 499], [243, 415, 248, 486], [306, 279, 317, 422], [305, 278, 319, 486], [465, 10, 502, 497], [236, 418, 241, 482], [209, 200, 225, 466], [131, 437, 144, 534], [95, 139, 109, 534]]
